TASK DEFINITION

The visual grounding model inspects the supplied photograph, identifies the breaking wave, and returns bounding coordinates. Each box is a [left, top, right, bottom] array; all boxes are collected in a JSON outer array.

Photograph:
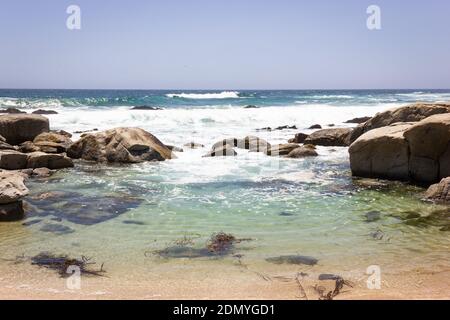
[[166, 91, 240, 99]]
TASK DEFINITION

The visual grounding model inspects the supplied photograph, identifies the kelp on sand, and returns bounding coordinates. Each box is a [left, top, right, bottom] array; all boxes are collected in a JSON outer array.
[[150, 232, 253, 259], [30, 252, 106, 277]]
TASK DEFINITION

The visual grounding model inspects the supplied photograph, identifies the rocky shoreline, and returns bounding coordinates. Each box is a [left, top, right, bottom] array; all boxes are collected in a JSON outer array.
[[0, 101, 449, 222]]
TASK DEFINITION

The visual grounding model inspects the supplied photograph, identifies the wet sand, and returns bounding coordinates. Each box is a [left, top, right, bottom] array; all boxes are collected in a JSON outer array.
[[1, 260, 449, 300]]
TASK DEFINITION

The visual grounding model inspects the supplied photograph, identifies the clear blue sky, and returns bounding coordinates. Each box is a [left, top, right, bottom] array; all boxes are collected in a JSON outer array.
[[0, 0, 449, 89]]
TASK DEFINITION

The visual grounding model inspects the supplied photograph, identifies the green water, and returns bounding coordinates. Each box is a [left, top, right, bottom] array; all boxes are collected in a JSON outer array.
[[1, 150, 448, 281]]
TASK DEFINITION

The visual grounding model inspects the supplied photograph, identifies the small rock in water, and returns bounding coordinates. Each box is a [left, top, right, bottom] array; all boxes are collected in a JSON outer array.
[[184, 142, 204, 149], [165, 145, 183, 152], [318, 273, 342, 281], [130, 106, 163, 110], [32, 109, 58, 115], [365, 210, 381, 222], [266, 255, 318, 266], [308, 124, 322, 129], [256, 127, 272, 132], [0, 108, 26, 114], [244, 105, 259, 109], [122, 220, 146, 225], [279, 211, 295, 216], [74, 128, 98, 134], [274, 125, 297, 131]]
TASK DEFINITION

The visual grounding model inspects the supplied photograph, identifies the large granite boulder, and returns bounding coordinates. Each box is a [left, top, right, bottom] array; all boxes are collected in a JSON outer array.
[[0, 171, 29, 204], [349, 112, 450, 183], [0, 150, 73, 170], [27, 152, 74, 169], [349, 102, 450, 142], [424, 177, 450, 204], [403, 113, 450, 183], [349, 123, 413, 180], [0, 171, 28, 221], [244, 136, 270, 152], [211, 136, 270, 153], [0, 114, 49, 145], [304, 128, 353, 147], [287, 145, 318, 158], [203, 145, 237, 157], [33, 132, 73, 153], [67, 127, 174, 163], [0, 150, 29, 170]]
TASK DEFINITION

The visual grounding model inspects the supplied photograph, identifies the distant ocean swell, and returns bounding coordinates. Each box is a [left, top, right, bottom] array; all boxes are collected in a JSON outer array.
[[0, 89, 449, 110]]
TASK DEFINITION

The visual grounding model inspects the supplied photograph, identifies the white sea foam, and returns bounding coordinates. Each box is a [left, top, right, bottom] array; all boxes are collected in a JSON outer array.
[[307, 95, 354, 99], [51, 103, 399, 148], [166, 91, 240, 99]]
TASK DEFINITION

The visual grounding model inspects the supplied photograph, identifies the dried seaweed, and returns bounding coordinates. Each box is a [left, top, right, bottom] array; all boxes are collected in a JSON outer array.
[[295, 272, 308, 300], [317, 277, 353, 300]]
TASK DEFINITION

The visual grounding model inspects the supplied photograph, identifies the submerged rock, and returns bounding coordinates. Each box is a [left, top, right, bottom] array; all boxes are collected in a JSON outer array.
[[0, 114, 49, 145], [244, 105, 259, 109], [40, 223, 75, 235], [266, 255, 318, 266], [122, 220, 146, 225], [304, 128, 353, 147], [365, 210, 381, 222], [402, 208, 450, 230], [26, 191, 143, 225], [67, 127, 174, 163]]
